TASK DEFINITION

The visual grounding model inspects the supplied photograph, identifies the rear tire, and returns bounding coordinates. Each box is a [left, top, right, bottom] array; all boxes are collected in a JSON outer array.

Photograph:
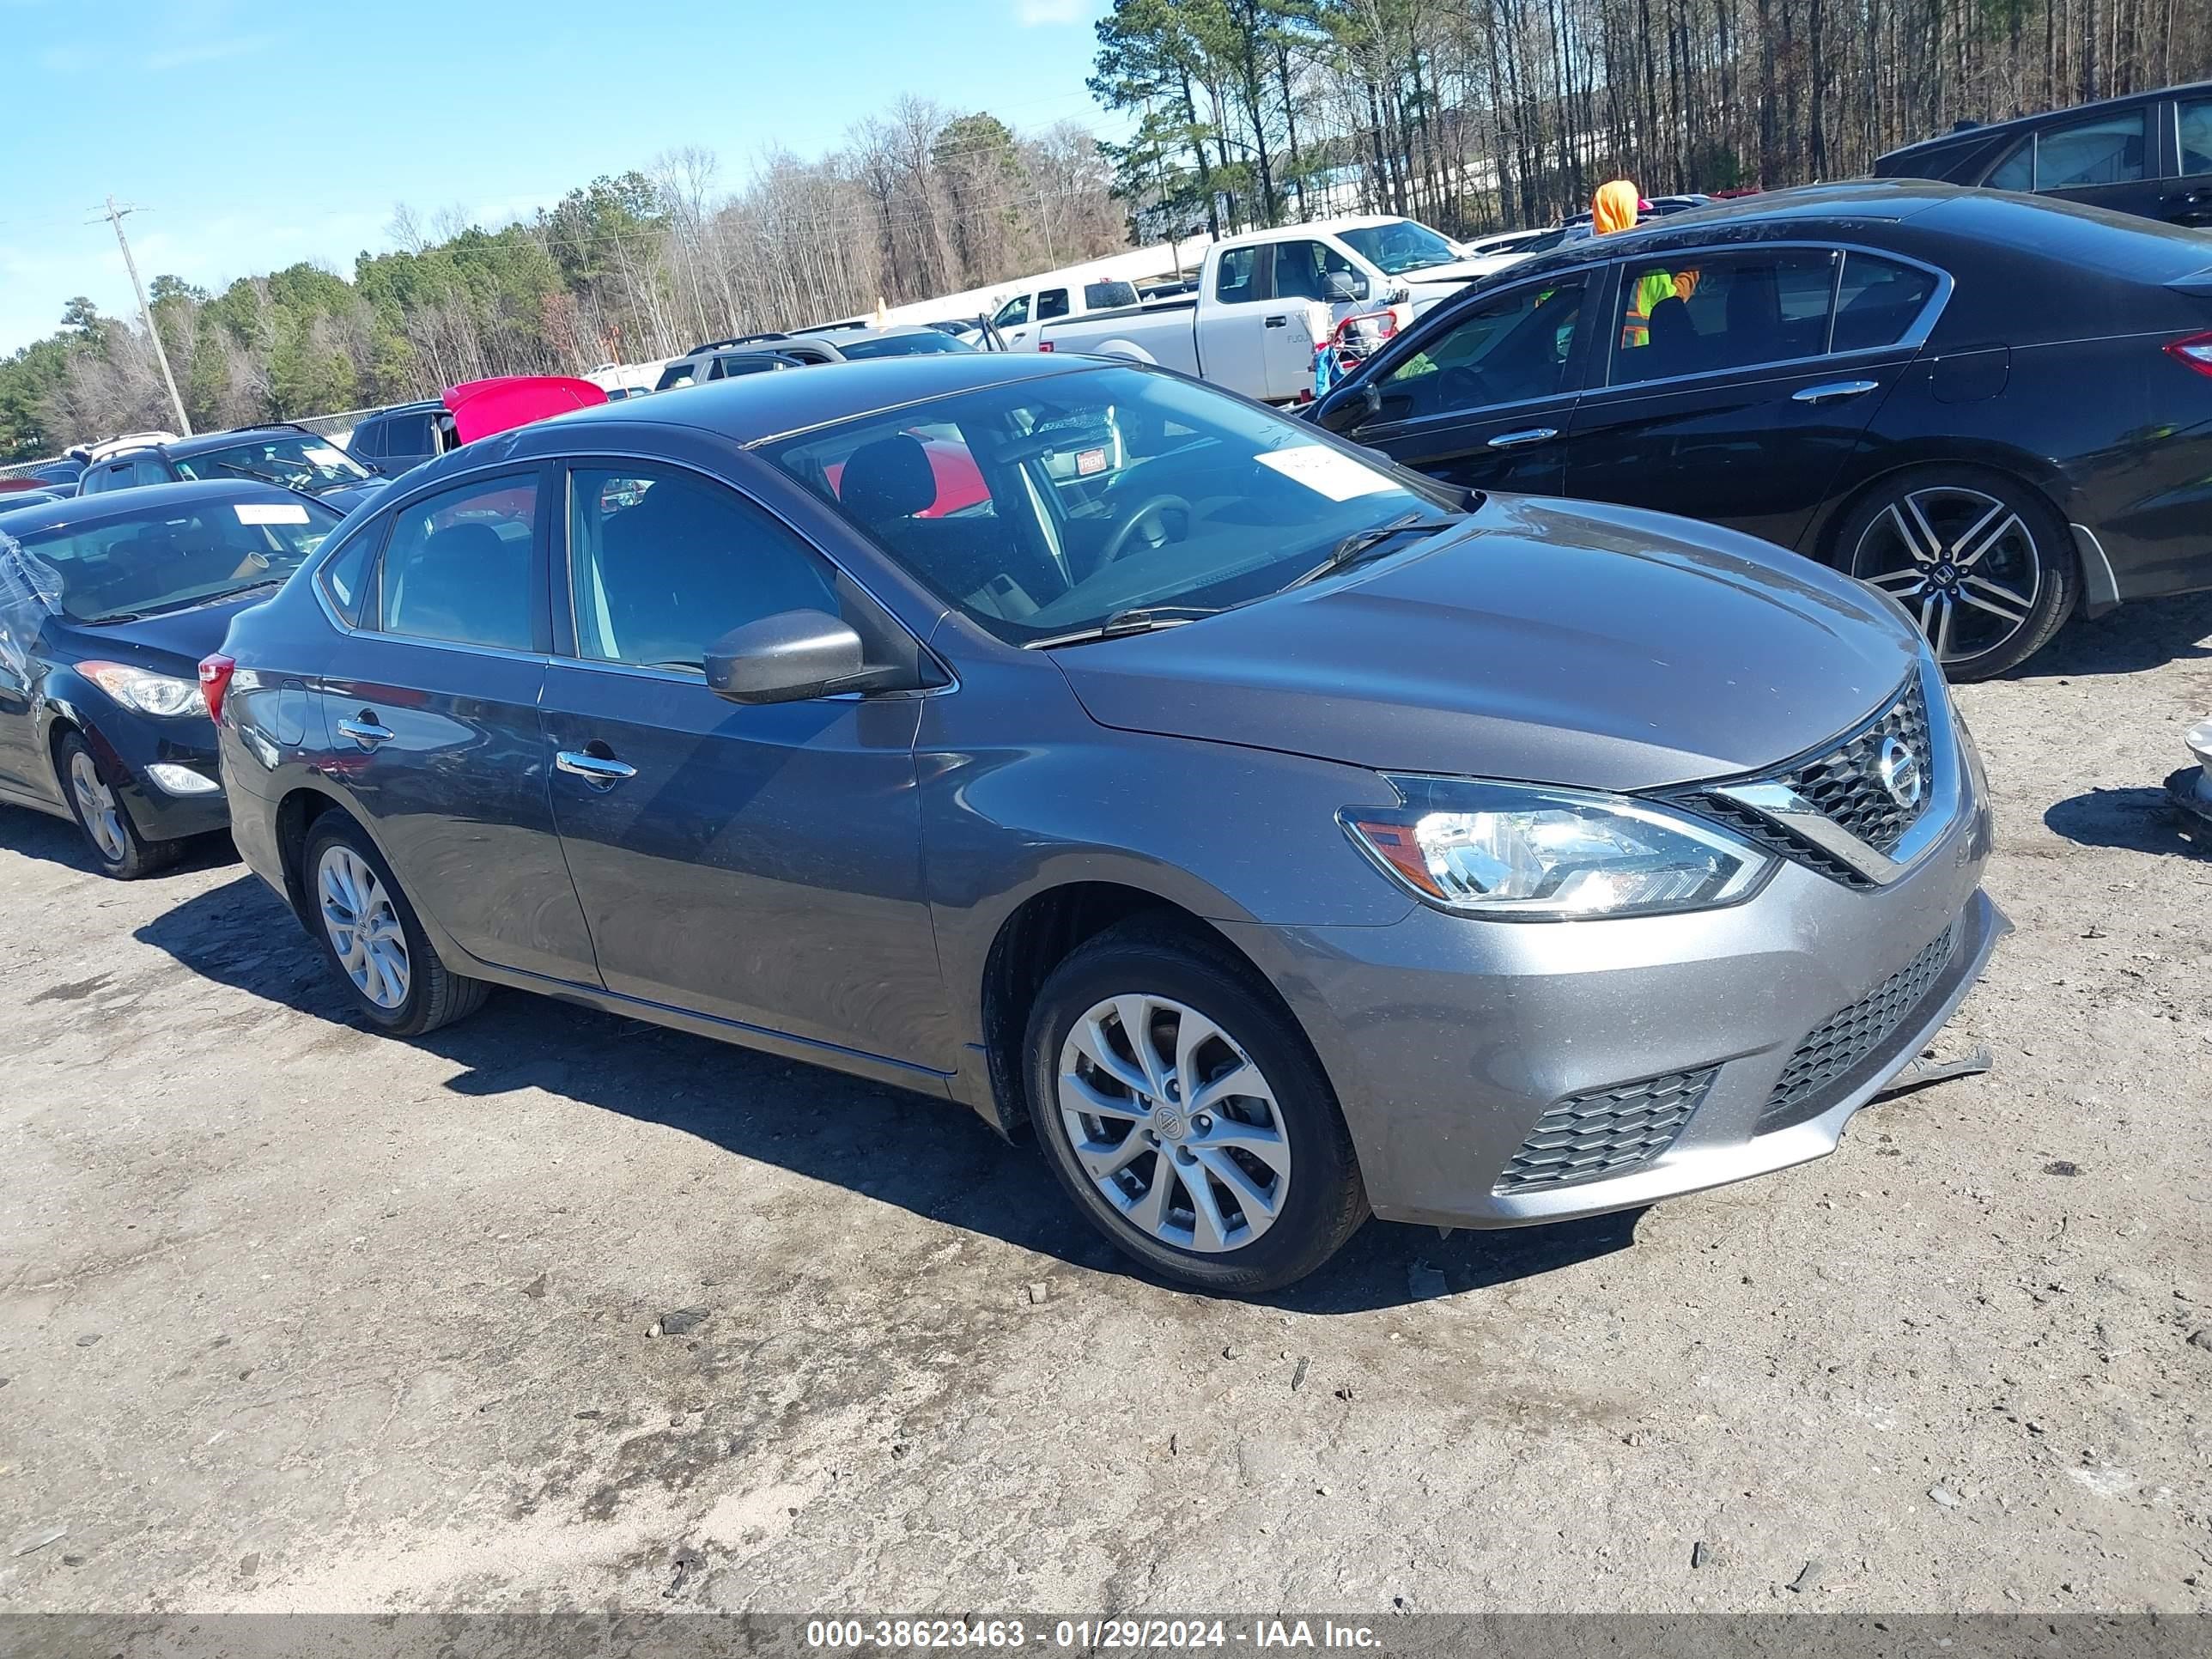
[[57, 730, 180, 880], [1024, 918, 1368, 1294], [302, 814, 489, 1036], [1837, 465, 2076, 681]]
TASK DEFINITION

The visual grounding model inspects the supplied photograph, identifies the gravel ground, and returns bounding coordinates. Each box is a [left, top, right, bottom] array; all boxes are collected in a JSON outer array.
[[1, 594, 2209, 1617]]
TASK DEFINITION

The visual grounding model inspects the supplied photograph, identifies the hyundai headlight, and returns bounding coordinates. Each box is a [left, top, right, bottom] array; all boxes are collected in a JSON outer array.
[[1343, 775, 1772, 920], [79, 660, 207, 718]]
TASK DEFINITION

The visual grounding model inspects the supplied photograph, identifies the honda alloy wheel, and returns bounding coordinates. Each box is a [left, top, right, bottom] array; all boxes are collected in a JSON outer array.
[[1025, 920, 1369, 1293], [1843, 469, 2076, 680]]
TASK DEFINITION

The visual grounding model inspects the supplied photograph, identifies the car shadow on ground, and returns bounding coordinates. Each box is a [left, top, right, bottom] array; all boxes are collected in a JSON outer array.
[[124, 868, 1641, 1313], [2007, 590, 2212, 680], [0, 800, 239, 878]]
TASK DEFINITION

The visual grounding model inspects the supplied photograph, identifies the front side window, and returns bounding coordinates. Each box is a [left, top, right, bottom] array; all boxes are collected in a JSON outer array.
[[1380, 280, 1583, 418], [566, 466, 841, 672], [173, 434, 373, 500], [1337, 218, 1462, 276], [348, 421, 385, 462], [2181, 97, 2212, 177], [992, 294, 1031, 329], [1610, 249, 1838, 385], [380, 413, 435, 456], [128, 456, 170, 487], [1271, 239, 1364, 302], [765, 364, 1447, 647], [8, 498, 337, 625], [378, 474, 538, 650], [1036, 289, 1071, 321], [1983, 139, 2033, 191], [1214, 247, 1260, 303], [2033, 109, 2148, 190]]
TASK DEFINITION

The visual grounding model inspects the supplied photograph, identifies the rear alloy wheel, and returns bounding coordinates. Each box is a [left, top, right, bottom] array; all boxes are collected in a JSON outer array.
[[1842, 469, 2075, 680], [1026, 921, 1368, 1293], [301, 815, 489, 1036], [56, 730, 180, 880]]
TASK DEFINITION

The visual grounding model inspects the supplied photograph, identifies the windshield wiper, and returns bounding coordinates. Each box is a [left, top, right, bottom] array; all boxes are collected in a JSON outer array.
[[1286, 511, 1462, 590], [1029, 605, 1219, 649]]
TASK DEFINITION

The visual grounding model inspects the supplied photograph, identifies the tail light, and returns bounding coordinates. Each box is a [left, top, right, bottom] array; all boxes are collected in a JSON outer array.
[[1036, 340, 1054, 352], [198, 653, 236, 724], [2166, 330, 2212, 379]]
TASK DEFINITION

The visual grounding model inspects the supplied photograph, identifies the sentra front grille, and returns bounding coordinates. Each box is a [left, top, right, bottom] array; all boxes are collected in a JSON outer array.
[[1775, 676, 1931, 855], [1668, 673, 1936, 888], [1758, 924, 1958, 1134], [1494, 1067, 1717, 1194]]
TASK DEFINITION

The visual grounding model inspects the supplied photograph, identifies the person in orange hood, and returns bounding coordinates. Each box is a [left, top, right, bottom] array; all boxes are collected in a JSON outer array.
[[1591, 179, 1642, 235]]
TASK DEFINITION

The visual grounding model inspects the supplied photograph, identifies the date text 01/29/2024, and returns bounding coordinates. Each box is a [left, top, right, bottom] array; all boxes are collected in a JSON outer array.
[[803, 1620, 1382, 1650]]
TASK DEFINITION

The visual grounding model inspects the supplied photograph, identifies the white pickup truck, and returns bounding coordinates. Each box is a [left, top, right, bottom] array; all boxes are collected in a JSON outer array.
[[1027, 215, 1504, 402]]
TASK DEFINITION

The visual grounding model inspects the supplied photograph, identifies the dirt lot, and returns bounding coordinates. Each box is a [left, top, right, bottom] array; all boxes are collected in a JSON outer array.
[[3, 597, 2209, 1618]]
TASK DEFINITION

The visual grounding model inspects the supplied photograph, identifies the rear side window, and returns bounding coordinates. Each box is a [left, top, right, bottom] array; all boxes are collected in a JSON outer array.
[[1832, 253, 1941, 353], [1215, 247, 1259, 303], [1036, 289, 1071, 320], [378, 475, 538, 651], [1610, 249, 1838, 385], [566, 466, 841, 672], [2033, 109, 2148, 190], [2181, 97, 2212, 177], [1084, 280, 1137, 309], [318, 517, 385, 626]]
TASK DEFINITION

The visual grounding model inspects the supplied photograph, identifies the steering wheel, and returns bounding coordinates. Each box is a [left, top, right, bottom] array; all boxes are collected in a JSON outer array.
[[1436, 365, 1499, 410], [1098, 494, 1191, 568]]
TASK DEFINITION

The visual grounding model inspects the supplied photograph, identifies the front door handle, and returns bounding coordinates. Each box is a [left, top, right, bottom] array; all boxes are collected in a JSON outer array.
[[336, 713, 394, 750], [1264, 314, 1289, 328], [1792, 379, 1881, 404], [1486, 427, 1559, 449], [556, 748, 636, 788]]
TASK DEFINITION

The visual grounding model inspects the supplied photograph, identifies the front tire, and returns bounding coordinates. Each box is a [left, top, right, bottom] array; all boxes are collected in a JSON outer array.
[[1838, 465, 2076, 680], [1024, 919, 1368, 1293], [57, 730, 179, 880], [302, 814, 489, 1036]]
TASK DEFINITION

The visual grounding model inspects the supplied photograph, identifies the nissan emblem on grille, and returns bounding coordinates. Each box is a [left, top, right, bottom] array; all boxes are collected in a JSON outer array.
[[1879, 734, 1925, 811]]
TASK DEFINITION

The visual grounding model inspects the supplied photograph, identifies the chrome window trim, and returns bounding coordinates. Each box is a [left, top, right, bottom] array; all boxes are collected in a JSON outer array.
[[1594, 240, 1954, 395], [545, 447, 958, 700], [1698, 655, 1960, 886], [322, 460, 548, 656]]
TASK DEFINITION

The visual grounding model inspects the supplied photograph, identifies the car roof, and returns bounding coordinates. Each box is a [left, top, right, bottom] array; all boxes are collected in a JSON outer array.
[[164, 424, 316, 457], [493, 353, 1099, 457], [362, 400, 446, 420], [1880, 78, 2212, 162], [0, 477, 322, 538]]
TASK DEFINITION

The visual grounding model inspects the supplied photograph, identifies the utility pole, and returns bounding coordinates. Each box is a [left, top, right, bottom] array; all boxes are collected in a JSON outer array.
[[100, 197, 191, 436]]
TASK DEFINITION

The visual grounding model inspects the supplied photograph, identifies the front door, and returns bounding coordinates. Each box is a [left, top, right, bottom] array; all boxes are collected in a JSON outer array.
[[1562, 246, 1927, 550], [2031, 103, 2169, 222], [2167, 94, 2212, 227], [538, 460, 950, 1073], [1194, 245, 1272, 398], [1334, 271, 1594, 498], [315, 465, 601, 985]]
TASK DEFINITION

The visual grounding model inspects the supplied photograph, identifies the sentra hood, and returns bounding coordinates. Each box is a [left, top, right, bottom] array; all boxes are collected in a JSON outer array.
[[1050, 494, 1924, 793]]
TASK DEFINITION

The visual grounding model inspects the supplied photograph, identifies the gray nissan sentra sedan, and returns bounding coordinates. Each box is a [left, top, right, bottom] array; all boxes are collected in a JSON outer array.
[[206, 354, 2005, 1292]]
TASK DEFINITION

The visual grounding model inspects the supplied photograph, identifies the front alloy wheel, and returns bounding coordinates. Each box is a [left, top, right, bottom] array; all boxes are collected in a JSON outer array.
[[69, 747, 129, 866], [1844, 471, 2075, 679], [1058, 994, 1292, 1253]]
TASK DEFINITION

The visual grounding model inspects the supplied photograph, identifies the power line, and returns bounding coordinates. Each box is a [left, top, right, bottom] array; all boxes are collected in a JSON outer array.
[[90, 198, 192, 437]]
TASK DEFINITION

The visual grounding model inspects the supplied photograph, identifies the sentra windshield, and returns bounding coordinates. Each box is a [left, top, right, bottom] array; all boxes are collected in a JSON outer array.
[[764, 363, 1457, 646], [173, 434, 374, 495], [1339, 219, 1463, 276], [4, 497, 338, 624]]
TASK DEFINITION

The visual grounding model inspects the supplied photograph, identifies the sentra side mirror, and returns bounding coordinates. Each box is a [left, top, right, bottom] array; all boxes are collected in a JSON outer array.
[[704, 610, 892, 705]]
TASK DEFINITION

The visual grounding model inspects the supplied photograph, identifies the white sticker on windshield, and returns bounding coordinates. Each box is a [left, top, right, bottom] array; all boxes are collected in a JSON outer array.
[[1255, 444, 1398, 501], [306, 445, 347, 466], [236, 502, 310, 525]]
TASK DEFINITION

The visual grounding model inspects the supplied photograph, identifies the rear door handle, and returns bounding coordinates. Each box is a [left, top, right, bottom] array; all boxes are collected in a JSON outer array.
[[1264, 314, 1289, 328], [1792, 379, 1881, 404], [556, 749, 636, 788], [1486, 427, 1559, 449], [335, 714, 393, 749]]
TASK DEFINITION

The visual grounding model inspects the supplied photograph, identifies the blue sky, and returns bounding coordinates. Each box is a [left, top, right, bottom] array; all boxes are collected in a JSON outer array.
[[0, 0, 1111, 354]]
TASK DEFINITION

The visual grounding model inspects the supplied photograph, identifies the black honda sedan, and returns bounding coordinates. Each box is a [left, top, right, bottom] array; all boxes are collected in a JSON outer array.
[[1307, 182, 2212, 678], [0, 481, 340, 875]]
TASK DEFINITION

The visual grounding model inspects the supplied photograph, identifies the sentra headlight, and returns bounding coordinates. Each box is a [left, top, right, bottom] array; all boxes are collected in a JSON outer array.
[[1343, 775, 1773, 920], [78, 661, 208, 718]]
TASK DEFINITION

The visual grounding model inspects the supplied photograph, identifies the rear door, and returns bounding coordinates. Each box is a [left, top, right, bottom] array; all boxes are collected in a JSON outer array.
[[315, 465, 601, 985], [1336, 270, 1596, 498], [1560, 246, 1933, 550], [538, 459, 950, 1073], [2026, 102, 2167, 221]]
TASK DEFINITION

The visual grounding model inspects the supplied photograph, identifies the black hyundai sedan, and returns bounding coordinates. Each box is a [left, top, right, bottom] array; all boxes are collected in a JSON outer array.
[[0, 480, 340, 876], [1307, 182, 2212, 678]]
